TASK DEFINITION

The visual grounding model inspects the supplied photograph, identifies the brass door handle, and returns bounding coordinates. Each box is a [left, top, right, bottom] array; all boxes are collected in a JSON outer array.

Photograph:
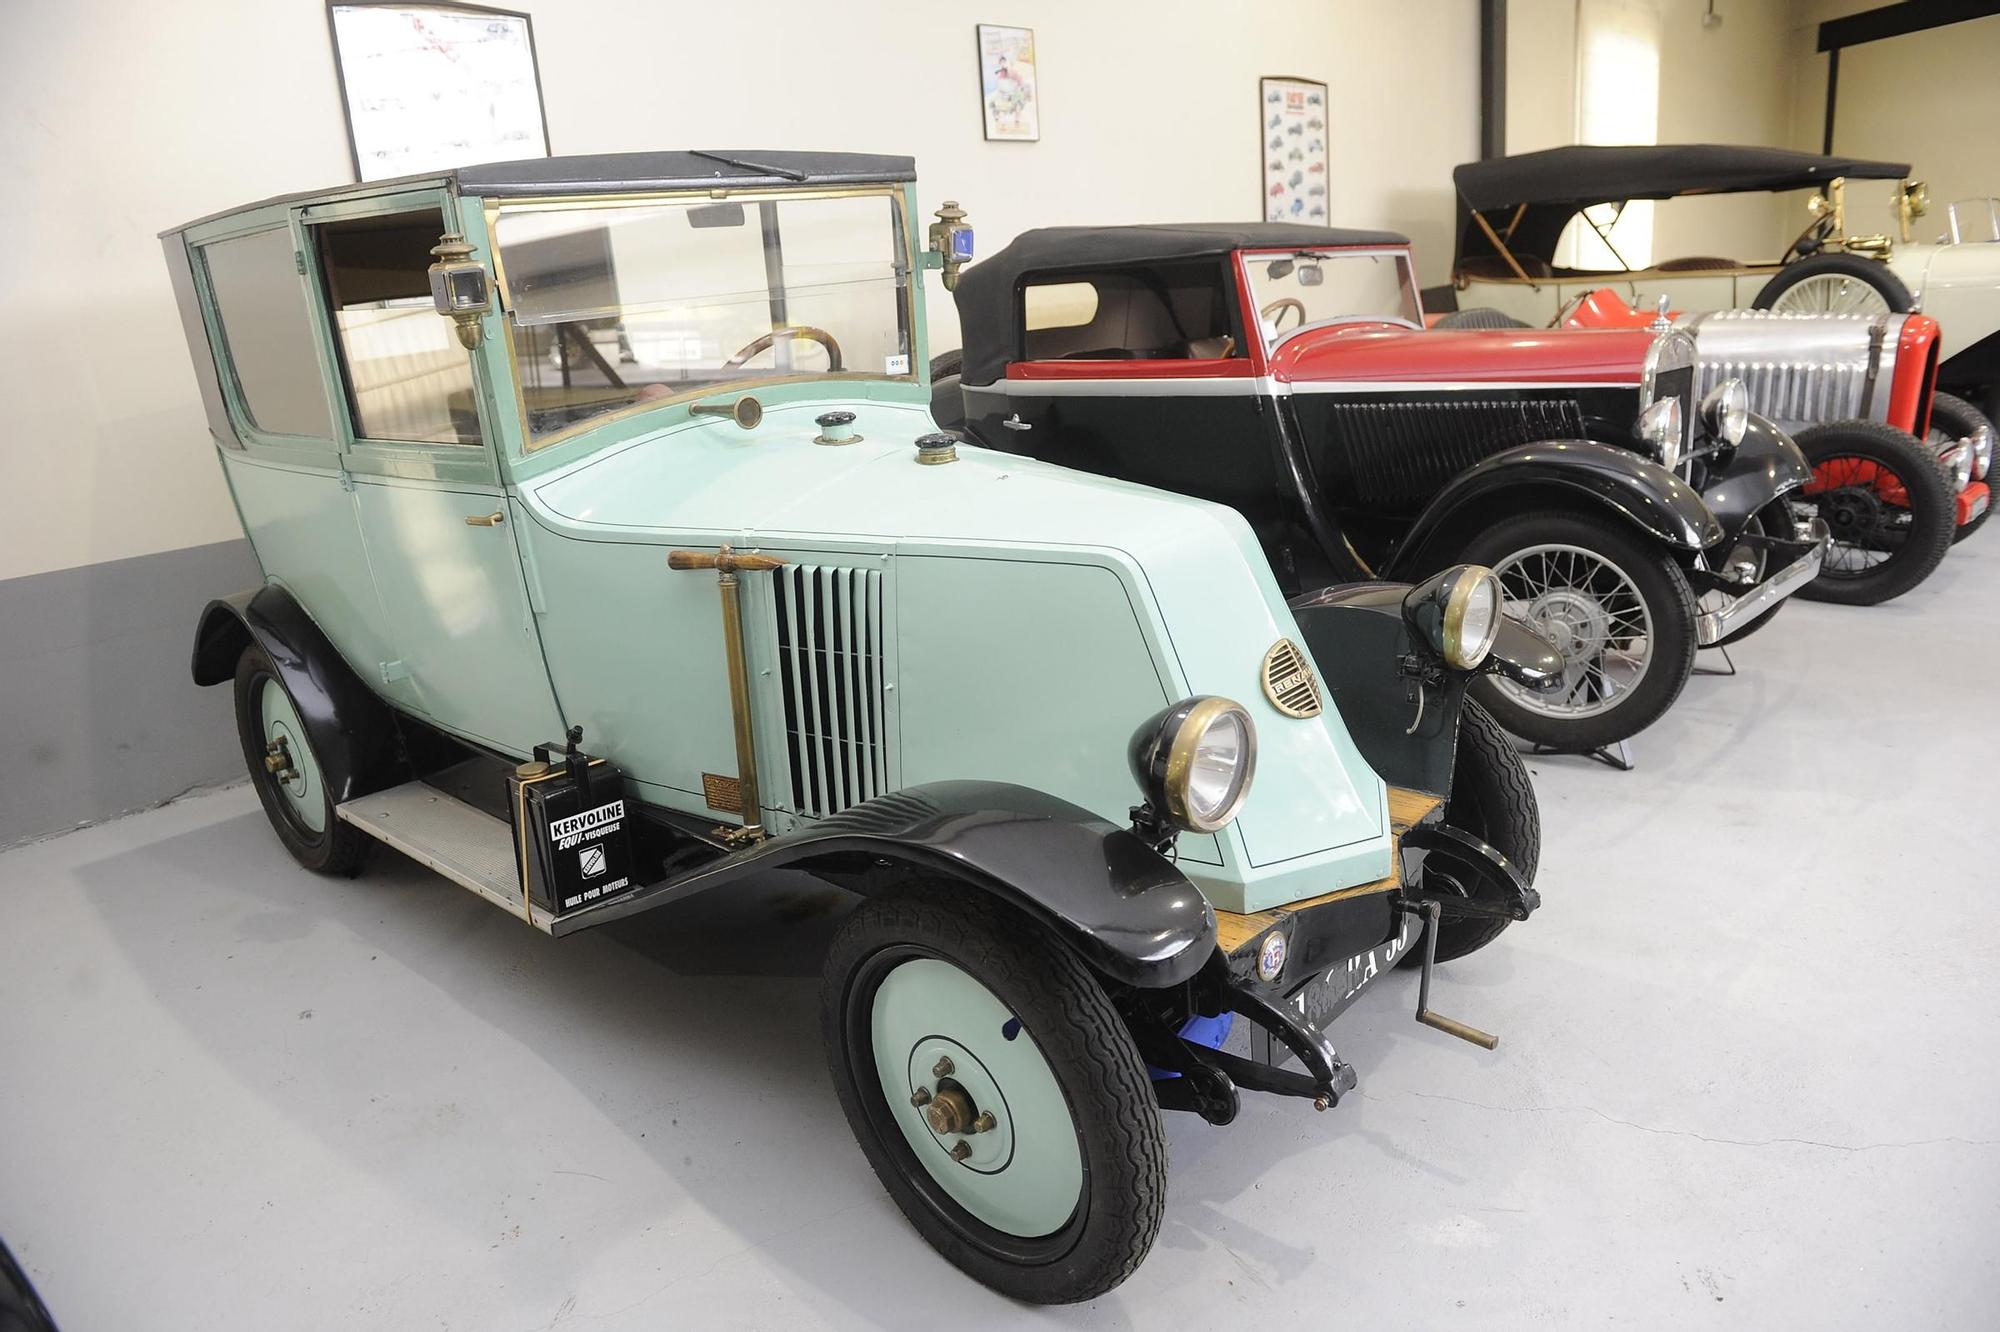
[[465, 510, 506, 527]]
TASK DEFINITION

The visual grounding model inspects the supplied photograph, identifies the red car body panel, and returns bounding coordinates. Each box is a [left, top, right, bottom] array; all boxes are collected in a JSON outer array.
[[1264, 326, 1652, 387]]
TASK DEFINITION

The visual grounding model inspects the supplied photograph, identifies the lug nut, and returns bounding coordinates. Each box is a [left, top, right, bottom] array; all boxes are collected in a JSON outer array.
[[932, 1056, 954, 1078], [948, 1141, 972, 1162], [909, 1087, 932, 1107], [971, 1111, 997, 1134]]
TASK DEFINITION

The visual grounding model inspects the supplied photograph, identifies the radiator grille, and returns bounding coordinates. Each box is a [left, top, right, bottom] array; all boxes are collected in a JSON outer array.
[[771, 565, 888, 819], [1693, 357, 1874, 424], [1319, 398, 1587, 507]]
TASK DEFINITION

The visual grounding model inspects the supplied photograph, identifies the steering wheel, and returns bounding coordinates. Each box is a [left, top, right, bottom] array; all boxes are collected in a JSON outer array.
[[1780, 213, 1838, 265], [1261, 298, 1308, 332], [724, 326, 844, 372]]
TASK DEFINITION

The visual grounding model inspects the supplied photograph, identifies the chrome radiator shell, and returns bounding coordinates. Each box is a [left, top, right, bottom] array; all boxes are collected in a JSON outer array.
[[1674, 310, 1916, 432]]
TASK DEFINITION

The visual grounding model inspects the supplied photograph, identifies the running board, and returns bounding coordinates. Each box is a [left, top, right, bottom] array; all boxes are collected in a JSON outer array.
[[336, 782, 553, 932]]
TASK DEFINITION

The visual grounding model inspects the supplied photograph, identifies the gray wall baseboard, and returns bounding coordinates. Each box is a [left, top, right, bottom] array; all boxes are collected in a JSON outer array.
[[1, 539, 262, 847]]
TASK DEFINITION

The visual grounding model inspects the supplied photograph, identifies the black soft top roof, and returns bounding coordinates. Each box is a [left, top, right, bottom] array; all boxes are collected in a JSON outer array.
[[1454, 144, 1911, 213], [164, 150, 916, 235], [1451, 144, 1910, 269], [953, 223, 1408, 383]]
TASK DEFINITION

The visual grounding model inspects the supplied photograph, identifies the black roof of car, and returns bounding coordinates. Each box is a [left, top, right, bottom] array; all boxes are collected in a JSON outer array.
[[953, 223, 1409, 384], [1450, 143, 1911, 269], [164, 150, 916, 234], [1453, 143, 1911, 213]]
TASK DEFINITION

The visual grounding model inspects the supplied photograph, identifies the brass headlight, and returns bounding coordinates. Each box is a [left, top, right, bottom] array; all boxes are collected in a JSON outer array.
[[1132, 696, 1258, 834], [1403, 564, 1503, 670]]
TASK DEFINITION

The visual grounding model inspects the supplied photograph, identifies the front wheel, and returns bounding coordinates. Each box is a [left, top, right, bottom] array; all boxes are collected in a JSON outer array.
[[1793, 420, 1954, 605], [1455, 509, 1698, 752], [1400, 699, 1540, 967], [821, 890, 1166, 1304]]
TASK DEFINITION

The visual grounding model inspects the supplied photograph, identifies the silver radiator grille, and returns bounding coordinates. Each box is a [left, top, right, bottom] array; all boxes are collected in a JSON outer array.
[[1693, 356, 1875, 425], [771, 565, 888, 819]]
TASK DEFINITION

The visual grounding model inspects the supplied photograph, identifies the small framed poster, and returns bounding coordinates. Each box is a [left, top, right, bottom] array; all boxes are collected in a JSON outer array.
[[1259, 76, 1329, 223], [976, 24, 1041, 142], [327, 2, 551, 182]]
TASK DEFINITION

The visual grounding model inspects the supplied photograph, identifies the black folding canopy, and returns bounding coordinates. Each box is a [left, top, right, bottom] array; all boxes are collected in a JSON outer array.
[[1452, 143, 1911, 270], [953, 223, 1408, 384]]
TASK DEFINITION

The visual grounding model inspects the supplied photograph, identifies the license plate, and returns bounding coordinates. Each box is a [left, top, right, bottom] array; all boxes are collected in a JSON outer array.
[[1287, 915, 1418, 1033]]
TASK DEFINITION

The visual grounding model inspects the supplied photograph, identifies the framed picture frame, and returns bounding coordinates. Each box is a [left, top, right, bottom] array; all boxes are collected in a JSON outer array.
[[1259, 75, 1329, 223], [976, 24, 1041, 142], [326, 1, 551, 182]]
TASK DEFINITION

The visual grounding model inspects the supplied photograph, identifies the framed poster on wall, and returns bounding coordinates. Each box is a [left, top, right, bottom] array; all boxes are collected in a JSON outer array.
[[327, 2, 551, 182], [976, 24, 1041, 141], [1259, 76, 1328, 222]]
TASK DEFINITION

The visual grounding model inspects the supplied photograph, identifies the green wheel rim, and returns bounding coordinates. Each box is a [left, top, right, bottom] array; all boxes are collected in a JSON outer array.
[[868, 957, 1083, 1239], [260, 677, 325, 834]]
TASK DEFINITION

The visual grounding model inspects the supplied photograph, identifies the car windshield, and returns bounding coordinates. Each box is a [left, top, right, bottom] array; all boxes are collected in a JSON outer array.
[[494, 190, 913, 443], [1242, 247, 1419, 350]]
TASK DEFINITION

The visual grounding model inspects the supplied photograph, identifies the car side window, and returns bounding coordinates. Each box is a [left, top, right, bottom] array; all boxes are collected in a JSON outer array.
[[313, 208, 480, 446], [198, 227, 335, 439], [1020, 263, 1237, 361]]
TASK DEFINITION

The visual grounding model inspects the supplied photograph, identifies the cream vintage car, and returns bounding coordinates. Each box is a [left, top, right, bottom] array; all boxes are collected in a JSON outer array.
[[1445, 144, 2000, 419]]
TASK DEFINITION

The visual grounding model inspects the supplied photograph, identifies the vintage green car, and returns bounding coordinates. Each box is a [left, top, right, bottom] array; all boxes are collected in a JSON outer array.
[[163, 151, 1559, 1302]]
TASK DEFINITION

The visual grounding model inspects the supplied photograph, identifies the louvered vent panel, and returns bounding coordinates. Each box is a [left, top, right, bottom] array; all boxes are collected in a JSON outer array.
[[1323, 398, 1587, 507], [772, 565, 887, 819]]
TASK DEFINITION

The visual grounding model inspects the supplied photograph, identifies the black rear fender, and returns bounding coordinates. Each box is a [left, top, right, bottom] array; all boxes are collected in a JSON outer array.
[[1390, 439, 1721, 575], [190, 586, 408, 803]]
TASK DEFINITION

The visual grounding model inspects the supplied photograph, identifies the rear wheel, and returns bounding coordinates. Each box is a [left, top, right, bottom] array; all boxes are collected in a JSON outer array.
[[1400, 699, 1539, 967], [1754, 253, 1913, 315], [1455, 510, 1697, 752], [232, 644, 367, 874], [1929, 391, 1994, 543], [1793, 420, 1954, 605], [821, 889, 1165, 1304]]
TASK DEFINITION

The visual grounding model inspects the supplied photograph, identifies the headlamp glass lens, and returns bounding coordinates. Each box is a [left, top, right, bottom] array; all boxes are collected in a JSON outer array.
[[1187, 711, 1249, 825]]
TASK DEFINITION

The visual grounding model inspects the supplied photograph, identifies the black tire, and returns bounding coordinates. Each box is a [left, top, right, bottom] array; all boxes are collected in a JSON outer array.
[[1399, 699, 1539, 968], [1930, 391, 1994, 543], [232, 644, 368, 874], [928, 349, 965, 381], [1753, 253, 1913, 315], [1793, 420, 1954, 605], [1434, 308, 1531, 330], [1708, 501, 1794, 646], [821, 889, 1165, 1304], [1454, 509, 1698, 752]]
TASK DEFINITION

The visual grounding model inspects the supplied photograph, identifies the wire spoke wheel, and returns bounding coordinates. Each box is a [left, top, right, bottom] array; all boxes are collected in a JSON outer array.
[[1768, 272, 1894, 316], [1792, 421, 1954, 605], [1489, 542, 1653, 720]]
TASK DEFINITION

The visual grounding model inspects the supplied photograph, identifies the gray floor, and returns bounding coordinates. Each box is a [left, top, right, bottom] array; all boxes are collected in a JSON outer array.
[[3, 543, 1996, 1332]]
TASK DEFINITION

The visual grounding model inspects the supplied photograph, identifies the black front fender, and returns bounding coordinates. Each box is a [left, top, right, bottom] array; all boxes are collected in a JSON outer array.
[[190, 586, 408, 804], [1695, 413, 1813, 547], [1393, 438, 1722, 572], [568, 781, 1218, 989]]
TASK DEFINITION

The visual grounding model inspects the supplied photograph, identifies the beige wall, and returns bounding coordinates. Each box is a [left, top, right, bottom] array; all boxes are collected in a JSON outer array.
[[0, 0, 1479, 584], [1789, 5, 2000, 235], [1503, 0, 1814, 261]]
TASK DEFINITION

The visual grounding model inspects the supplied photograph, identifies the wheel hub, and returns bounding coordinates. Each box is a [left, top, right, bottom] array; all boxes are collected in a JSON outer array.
[[905, 1037, 1011, 1172], [1821, 485, 1883, 539], [1524, 589, 1611, 664]]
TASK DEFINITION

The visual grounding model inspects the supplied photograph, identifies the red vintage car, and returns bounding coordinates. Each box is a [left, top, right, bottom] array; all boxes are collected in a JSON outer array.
[[932, 224, 1829, 757], [1544, 289, 1990, 563]]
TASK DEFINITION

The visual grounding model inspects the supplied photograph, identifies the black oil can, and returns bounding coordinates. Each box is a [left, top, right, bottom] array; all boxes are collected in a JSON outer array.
[[508, 729, 637, 917]]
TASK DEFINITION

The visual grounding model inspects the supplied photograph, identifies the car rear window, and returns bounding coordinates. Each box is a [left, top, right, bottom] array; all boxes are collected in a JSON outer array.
[[199, 227, 335, 439]]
